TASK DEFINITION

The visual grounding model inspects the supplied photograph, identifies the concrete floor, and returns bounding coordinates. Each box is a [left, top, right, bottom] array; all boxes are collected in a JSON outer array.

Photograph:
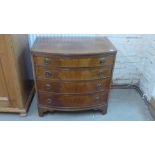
[[0, 89, 153, 121]]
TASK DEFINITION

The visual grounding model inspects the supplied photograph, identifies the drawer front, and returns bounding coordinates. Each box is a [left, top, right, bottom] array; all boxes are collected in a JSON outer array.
[[33, 55, 115, 67], [37, 78, 111, 93], [35, 67, 112, 80], [38, 92, 108, 108]]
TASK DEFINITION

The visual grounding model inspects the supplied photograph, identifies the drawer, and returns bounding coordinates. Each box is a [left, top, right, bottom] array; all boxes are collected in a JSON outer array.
[[38, 91, 108, 108], [33, 55, 115, 67], [35, 67, 112, 80], [36, 78, 111, 93]]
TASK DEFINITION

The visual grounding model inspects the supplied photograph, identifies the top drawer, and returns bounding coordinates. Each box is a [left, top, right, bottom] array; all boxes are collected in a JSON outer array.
[[33, 54, 115, 67]]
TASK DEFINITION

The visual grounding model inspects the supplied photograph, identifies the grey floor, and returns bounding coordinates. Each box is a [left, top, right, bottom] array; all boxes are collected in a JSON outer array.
[[0, 89, 153, 121]]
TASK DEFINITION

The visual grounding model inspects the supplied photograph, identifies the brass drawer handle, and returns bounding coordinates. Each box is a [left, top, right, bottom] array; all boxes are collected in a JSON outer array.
[[45, 84, 52, 90], [97, 71, 104, 76], [99, 58, 105, 65], [45, 70, 52, 78], [95, 96, 100, 103], [95, 96, 100, 100], [96, 83, 102, 90], [47, 98, 52, 104], [44, 57, 51, 65]]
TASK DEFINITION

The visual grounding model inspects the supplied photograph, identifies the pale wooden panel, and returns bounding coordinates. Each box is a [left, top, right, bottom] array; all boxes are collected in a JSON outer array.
[[0, 36, 4, 54], [0, 34, 34, 112], [0, 59, 9, 107], [0, 35, 19, 107], [10, 35, 33, 108], [0, 60, 8, 97]]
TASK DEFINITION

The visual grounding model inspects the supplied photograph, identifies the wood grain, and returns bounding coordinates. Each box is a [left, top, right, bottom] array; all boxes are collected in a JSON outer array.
[[35, 66, 112, 80], [33, 54, 115, 67], [0, 60, 8, 98], [0, 59, 9, 107], [38, 91, 108, 108], [31, 37, 117, 55], [11, 34, 33, 109], [0, 34, 34, 113], [37, 78, 111, 93], [31, 36, 117, 116]]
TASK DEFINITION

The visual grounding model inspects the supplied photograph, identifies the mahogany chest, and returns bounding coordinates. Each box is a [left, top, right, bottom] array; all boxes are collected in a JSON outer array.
[[31, 36, 117, 116]]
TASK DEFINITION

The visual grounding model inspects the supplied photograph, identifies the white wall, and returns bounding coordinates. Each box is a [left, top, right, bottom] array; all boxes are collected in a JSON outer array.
[[109, 34, 155, 100], [108, 35, 143, 85], [29, 34, 155, 100], [139, 35, 155, 100]]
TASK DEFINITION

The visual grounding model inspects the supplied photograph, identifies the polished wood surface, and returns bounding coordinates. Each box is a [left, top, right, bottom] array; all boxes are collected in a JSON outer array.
[[0, 34, 34, 114], [35, 66, 112, 80], [38, 91, 108, 108], [38, 104, 108, 115], [32, 37, 117, 55], [31, 36, 117, 116], [34, 54, 115, 67], [37, 78, 111, 93]]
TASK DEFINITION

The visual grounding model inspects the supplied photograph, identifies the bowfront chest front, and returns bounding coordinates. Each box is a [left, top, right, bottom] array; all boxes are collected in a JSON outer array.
[[31, 37, 117, 116]]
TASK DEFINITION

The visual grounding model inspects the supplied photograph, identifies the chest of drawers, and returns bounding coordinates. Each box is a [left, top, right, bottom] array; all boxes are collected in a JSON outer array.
[[31, 37, 117, 116]]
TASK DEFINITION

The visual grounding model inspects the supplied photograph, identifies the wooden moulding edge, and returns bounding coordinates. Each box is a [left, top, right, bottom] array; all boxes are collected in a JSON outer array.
[[38, 103, 107, 112], [31, 51, 117, 57]]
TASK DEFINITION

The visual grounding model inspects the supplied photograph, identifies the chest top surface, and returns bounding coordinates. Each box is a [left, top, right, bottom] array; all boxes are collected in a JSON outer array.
[[31, 36, 117, 55]]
